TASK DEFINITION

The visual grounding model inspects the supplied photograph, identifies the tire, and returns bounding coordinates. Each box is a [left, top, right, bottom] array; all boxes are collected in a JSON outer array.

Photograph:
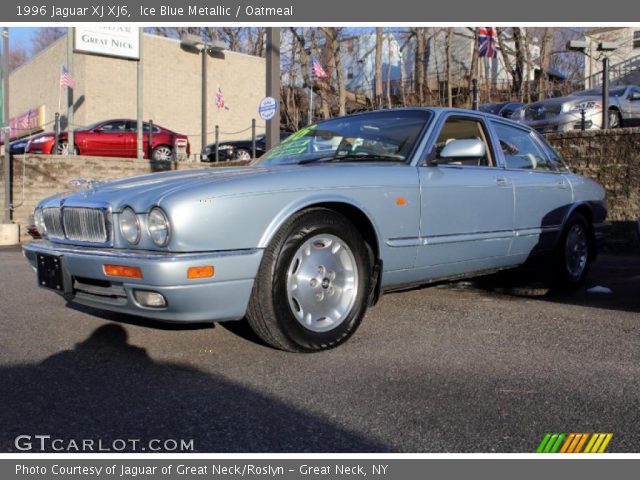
[[551, 213, 593, 291], [55, 142, 79, 155], [608, 108, 622, 129], [152, 145, 173, 161], [247, 208, 373, 352], [235, 148, 252, 161]]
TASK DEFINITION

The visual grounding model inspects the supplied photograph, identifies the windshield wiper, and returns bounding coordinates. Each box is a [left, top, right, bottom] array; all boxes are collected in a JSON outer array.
[[298, 154, 404, 165]]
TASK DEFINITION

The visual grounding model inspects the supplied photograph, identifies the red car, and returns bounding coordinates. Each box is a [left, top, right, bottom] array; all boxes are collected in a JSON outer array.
[[25, 119, 190, 161]]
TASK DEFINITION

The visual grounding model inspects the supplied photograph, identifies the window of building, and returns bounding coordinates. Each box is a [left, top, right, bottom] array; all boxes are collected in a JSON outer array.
[[634, 30, 640, 49]]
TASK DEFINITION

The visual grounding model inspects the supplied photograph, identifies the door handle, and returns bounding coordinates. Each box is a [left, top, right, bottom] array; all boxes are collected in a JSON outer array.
[[495, 176, 508, 186]]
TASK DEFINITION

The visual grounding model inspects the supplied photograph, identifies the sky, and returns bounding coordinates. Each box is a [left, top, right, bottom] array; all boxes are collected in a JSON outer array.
[[9, 27, 38, 50]]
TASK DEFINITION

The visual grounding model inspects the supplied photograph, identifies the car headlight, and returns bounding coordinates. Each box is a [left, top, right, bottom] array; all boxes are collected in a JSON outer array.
[[33, 207, 46, 236], [119, 207, 141, 245], [32, 135, 54, 144], [566, 101, 601, 113], [147, 207, 170, 247], [202, 147, 211, 154]]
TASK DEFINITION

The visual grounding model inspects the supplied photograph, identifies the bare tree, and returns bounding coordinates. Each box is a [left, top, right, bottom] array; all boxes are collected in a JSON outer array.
[[374, 28, 383, 108], [30, 28, 65, 54], [9, 45, 29, 71], [445, 28, 453, 107], [322, 28, 346, 116], [537, 27, 555, 99], [414, 27, 426, 104]]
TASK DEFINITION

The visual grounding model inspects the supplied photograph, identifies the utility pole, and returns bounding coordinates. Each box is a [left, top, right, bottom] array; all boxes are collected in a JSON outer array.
[[67, 28, 74, 155], [601, 57, 610, 129], [136, 28, 144, 159], [3, 27, 10, 223], [265, 28, 280, 151]]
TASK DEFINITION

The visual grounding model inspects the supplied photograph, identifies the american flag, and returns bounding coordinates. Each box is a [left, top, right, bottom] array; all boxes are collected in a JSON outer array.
[[478, 27, 498, 58], [311, 58, 328, 80], [215, 85, 228, 110], [60, 66, 76, 89]]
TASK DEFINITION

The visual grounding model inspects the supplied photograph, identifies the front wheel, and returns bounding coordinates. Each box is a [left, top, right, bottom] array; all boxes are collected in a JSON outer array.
[[247, 209, 372, 352], [551, 213, 593, 291], [608, 108, 622, 129], [235, 148, 252, 161]]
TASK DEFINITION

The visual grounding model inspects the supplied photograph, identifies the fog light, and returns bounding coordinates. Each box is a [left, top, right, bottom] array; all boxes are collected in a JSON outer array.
[[133, 290, 167, 308]]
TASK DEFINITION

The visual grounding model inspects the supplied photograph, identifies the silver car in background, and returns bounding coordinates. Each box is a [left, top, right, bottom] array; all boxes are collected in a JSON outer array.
[[24, 108, 607, 352], [513, 85, 640, 133]]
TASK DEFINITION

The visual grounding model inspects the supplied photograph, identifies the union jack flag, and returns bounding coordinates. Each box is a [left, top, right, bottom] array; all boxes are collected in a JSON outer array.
[[478, 27, 498, 58], [215, 85, 228, 110], [311, 58, 328, 80], [60, 65, 76, 89]]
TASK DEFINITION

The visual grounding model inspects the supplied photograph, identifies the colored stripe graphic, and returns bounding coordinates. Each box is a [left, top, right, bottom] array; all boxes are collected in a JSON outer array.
[[537, 433, 612, 453]]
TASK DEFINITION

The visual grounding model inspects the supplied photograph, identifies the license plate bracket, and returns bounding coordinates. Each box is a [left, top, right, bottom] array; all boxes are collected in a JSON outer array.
[[36, 253, 66, 292]]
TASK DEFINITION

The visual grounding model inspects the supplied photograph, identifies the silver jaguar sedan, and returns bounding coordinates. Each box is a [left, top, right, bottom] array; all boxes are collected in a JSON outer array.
[[24, 108, 608, 352]]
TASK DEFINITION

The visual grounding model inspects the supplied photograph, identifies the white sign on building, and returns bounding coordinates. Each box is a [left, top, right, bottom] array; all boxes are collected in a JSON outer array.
[[74, 27, 140, 60]]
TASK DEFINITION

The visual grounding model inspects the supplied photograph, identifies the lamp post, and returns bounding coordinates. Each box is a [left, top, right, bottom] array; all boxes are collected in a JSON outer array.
[[566, 39, 618, 129], [180, 34, 226, 153]]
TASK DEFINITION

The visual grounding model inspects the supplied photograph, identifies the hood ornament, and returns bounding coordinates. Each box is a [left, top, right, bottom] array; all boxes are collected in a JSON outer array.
[[68, 178, 100, 191]]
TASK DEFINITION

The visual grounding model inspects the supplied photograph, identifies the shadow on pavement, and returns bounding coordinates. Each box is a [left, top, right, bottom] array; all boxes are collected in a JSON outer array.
[[0, 324, 387, 453], [468, 255, 640, 314]]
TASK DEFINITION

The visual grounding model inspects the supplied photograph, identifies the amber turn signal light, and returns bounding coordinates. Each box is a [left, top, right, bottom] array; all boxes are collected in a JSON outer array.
[[103, 264, 143, 279], [187, 265, 215, 279]]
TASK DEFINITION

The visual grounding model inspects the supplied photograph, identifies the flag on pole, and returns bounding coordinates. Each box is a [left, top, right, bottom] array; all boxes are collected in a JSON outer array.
[[60, 66, 76, 89], [478, 28, 498, 58], [215, 85, 229, 110], [311, 57, 328, 79]]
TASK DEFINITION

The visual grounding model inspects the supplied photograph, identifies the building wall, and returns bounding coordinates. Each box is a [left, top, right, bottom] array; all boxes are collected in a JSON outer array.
[[584, 28, 640, 87], [9, 32, 267, 154]]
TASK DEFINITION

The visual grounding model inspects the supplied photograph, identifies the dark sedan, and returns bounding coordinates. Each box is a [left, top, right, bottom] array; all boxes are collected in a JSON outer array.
[[202, 132, 293, 162], [25, 119, 190, 161], [479, 102, 524, 118]]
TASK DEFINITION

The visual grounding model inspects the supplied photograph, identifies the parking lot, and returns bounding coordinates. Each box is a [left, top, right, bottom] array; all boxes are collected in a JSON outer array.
[[1, 244, 639, 453]]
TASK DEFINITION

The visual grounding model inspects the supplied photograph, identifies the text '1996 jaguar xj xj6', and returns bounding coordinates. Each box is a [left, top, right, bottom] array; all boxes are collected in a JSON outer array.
[[24, 108, 608, 352]]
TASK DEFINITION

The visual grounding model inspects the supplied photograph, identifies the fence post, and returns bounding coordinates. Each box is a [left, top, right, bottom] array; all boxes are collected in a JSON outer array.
[[581, 109, 586, 131], [148, 120, 154, 159], [53, 112, 60, 154], [215, 125, 219, 163], [251, 119, 256, 159], [472, 79, 479, 111]]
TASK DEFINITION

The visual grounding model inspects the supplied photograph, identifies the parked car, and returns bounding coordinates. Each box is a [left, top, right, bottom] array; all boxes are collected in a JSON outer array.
[[8, 138, 32, 155], [479, 101, 524, 118], [25, 119, 190, 161], [202, 132, 293, 161], [24, 108, 607, 352], [513, 85, 640, 133]]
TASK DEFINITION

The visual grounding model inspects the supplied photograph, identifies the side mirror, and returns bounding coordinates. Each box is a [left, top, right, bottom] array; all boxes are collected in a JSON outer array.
[[434, 139, 486, 164], [630, 92, 640, 101]]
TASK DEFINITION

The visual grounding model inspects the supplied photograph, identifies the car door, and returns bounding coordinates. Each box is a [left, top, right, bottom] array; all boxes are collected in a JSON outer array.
[[490, 120, 573, 259], [87, 120, 134, 157], [414, 114, 515, 277], [622, 86, 640, 126]]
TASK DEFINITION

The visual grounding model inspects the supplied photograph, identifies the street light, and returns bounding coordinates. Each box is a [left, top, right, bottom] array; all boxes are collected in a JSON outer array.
[[180, 34, 226, 154], [566, 39, 618, 129]]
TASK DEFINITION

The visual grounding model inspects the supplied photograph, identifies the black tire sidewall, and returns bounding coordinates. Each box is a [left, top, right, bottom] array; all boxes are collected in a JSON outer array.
[[270, 211, 371, 351], [555, 213, 592, 289]]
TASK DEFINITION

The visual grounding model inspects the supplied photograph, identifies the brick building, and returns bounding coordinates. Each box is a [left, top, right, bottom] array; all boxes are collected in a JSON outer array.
[[9, 31, 267, 155]]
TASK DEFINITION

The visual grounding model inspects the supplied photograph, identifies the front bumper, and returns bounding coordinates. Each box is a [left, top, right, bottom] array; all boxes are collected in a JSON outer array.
[[23, 240, 263, 323], [524, 110, 601, 133]]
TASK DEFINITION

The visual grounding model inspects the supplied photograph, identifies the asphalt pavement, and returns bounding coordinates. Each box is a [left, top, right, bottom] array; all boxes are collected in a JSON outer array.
[[1, 245, 639, 453]]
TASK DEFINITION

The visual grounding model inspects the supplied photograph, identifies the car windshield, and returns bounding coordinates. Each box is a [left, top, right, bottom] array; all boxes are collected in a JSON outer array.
[[575, 86, 627, 97], [256, 110, 432, 166]]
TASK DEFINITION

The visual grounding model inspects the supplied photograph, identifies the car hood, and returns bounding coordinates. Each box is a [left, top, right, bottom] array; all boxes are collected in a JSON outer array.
[[39, 166, 287, 212]]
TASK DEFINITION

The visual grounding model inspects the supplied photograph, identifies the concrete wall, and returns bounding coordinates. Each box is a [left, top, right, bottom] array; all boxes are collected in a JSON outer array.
[[1, 127, 638, 247], [9, 32, 266, 153]]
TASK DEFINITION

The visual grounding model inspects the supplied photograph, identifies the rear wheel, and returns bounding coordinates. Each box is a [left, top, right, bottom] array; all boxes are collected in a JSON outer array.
[[551, 213, 593, 291], [152, 145, 173, 161], [247, 208, 372, 352]]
